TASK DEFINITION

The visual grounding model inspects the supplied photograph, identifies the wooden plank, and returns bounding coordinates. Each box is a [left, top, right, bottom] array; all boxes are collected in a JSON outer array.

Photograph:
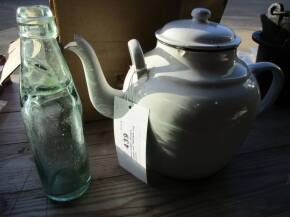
[[0, 146, 125, 195], [0, 128, 27, 145], [0, 112, 24, 130], [0, 111, 113, 145], [0, 119, 123, 194], [241, 107, 290, 154], [1, 144, 290, 217]]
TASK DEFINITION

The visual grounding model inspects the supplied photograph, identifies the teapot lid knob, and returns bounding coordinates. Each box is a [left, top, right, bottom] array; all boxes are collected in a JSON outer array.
[[191, 8, 211, 23]]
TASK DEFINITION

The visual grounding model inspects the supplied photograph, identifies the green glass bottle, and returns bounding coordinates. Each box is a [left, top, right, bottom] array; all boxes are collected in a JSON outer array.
[[17, 5, 90, 202]]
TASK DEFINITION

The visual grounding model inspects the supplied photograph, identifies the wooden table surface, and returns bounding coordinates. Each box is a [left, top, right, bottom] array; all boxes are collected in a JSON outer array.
[[1, 73, 290, 217]]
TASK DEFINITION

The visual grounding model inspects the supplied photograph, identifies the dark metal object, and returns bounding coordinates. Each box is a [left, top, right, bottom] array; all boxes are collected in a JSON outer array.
[[252, 3, 290, 105]]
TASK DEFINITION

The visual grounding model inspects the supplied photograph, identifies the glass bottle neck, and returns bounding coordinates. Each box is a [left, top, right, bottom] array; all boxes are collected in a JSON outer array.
[[17, 5, 72, 96], [20, 36, 72, 96]]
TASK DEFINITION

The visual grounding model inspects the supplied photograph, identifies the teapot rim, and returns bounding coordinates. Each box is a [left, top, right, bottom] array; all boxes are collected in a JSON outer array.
[[155, 38, 241, 52]]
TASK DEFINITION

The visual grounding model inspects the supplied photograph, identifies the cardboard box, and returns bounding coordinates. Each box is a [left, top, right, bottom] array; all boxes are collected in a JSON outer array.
[[49, 0, 228, 121]]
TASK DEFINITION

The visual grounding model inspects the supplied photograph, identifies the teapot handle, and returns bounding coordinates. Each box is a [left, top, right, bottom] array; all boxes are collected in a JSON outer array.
[[249, 62, 284, 115], [128, 39, 147, 78]]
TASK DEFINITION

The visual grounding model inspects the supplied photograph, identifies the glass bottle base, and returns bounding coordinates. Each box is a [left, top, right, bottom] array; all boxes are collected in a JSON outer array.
[[47, 176, 91, 202]]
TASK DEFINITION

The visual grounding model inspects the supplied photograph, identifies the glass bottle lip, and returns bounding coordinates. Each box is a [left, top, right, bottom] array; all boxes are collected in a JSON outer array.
[[16, 5, 54, 26], [17, 5, 58, 39]]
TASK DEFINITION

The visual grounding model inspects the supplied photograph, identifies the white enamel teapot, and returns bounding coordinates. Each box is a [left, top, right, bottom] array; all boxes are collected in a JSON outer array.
[[66, 8, 284, 179]]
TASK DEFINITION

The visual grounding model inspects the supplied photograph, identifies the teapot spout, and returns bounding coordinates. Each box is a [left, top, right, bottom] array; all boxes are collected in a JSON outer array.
[[65, 35, 123, 119]]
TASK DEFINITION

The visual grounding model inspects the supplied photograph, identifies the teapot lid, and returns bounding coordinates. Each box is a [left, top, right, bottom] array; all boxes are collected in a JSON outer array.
[[155, 8, 241, 50]]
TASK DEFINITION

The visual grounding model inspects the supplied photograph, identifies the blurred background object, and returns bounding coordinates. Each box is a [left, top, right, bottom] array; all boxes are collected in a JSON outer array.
[[0, 39, 20, 87], [0, 0, 48, 31], [253, 3, 290, 106]]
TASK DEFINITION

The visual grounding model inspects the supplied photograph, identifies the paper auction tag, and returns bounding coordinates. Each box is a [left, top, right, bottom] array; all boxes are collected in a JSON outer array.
[[114, 97, 149, 183], [0, 39, 20, 85]]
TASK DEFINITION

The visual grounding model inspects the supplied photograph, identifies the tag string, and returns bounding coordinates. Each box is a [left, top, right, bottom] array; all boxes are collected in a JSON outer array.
[[125, 68, 136, 109]]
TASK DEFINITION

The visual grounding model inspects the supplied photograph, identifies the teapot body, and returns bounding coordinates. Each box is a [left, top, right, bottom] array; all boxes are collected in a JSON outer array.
[[66, 8, 283, 179], [123, 42, 260, 179]]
